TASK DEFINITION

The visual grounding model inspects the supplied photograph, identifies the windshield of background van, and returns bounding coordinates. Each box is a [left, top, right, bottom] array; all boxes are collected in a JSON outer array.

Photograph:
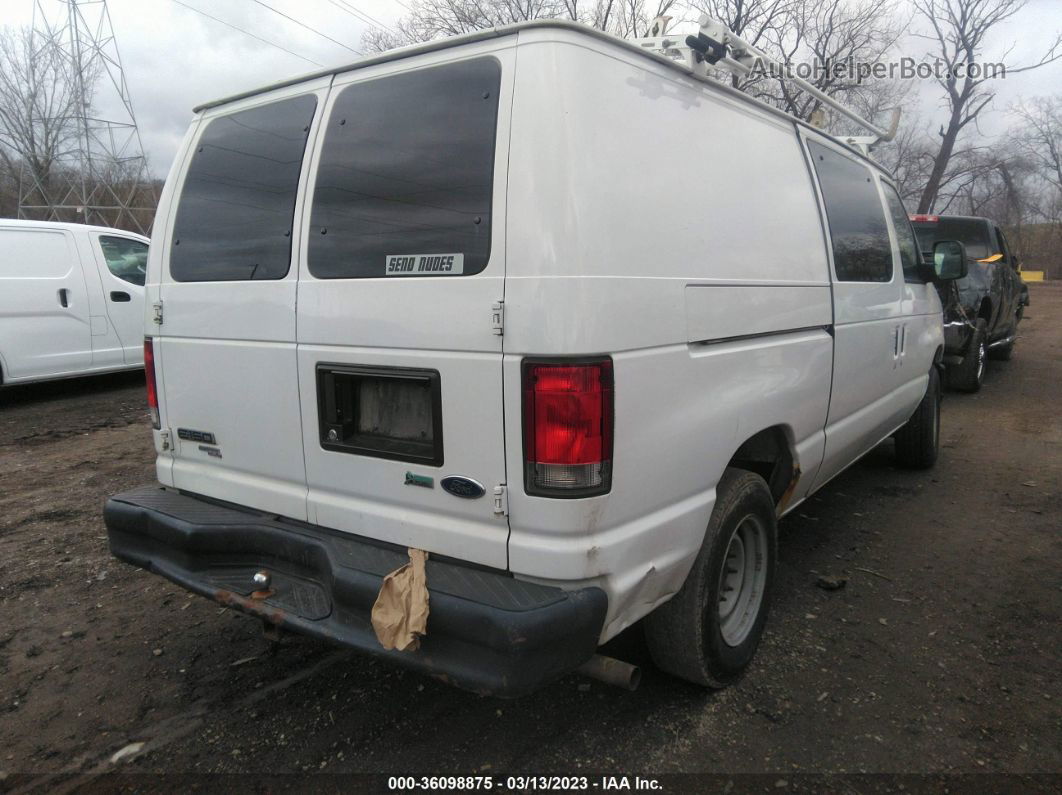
[[308, 58, 500, 279], [912, 218, 993, 260], [170, 94, 318, 282]]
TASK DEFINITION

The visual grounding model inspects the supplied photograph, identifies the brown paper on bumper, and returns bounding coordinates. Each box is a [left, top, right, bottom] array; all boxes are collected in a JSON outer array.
[[371, 548, 430, 652]]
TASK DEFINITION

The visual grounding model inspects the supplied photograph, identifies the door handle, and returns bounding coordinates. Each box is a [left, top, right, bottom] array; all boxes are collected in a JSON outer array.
[[58, 288, 69, 307], [110, 290, 131, 303]]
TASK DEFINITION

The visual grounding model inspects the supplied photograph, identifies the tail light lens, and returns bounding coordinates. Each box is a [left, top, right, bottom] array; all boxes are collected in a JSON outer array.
[[522, 358, 613, 497], [144, 337, 160, 430]]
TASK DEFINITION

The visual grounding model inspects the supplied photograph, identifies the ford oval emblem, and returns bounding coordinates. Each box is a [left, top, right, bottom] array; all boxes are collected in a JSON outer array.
[[440, 476, 486, 499]]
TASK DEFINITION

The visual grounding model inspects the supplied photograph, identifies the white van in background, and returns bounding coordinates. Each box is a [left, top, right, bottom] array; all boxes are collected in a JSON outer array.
[[0, 219, 148, 386], [105, 20, 967, 696]]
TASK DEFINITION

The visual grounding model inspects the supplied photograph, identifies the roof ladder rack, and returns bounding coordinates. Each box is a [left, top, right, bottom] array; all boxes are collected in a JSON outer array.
[[635, 15, 900, 155]]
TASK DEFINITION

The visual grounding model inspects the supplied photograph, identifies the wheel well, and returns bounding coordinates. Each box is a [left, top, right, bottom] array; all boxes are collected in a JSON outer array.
[[727, 426, 796, 508], [978, 298, 993, 322]]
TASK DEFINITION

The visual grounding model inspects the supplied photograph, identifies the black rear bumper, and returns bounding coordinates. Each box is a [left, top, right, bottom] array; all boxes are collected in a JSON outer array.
[[104, 487, 607, 697]]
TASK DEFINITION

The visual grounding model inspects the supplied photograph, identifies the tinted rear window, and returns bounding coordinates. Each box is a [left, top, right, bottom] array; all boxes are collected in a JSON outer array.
[[308, 58, 500, 279], [808, 141, 892, 283], [170, 94, 317, 282], [912, 218, 993, 260]]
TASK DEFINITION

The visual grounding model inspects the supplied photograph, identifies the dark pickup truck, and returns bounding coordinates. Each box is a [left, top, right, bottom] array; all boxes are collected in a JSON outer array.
[[910, 214, 1028, 392]]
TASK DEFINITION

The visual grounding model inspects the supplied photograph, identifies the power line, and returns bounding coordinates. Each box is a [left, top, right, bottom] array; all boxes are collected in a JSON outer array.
[[328, 0, 397, 34], [341, 0, 397, 30], [247, 0, 363, 54], [324, 0, 375, 29], [170, 0, 325, 67]]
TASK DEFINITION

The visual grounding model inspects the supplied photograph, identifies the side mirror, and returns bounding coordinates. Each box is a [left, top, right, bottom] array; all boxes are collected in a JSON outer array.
[[932, 240, 968, 281]]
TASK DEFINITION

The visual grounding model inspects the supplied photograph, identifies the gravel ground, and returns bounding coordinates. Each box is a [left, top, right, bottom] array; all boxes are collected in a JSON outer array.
[[0, 286, 1059, 791]]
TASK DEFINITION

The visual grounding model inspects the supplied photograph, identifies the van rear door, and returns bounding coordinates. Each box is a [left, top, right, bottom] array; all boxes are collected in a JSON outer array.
[[155, 80, 329, 520], [296, 50, 514, 569]]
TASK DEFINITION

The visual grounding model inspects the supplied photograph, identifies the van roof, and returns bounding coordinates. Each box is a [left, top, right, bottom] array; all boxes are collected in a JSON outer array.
[[190, 19, 893, 176], [0, 218, 149, 241]]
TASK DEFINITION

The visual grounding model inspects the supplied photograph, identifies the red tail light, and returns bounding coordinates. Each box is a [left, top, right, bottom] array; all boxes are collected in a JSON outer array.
[[144, 337, 160, 430], [909, 214, 939, 223], [522, 358, 613, 496]]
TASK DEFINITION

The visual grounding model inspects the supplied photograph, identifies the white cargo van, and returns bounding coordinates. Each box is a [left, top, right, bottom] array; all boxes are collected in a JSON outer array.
[[105, 20, 967, 696], [0, 220, 148, 386]]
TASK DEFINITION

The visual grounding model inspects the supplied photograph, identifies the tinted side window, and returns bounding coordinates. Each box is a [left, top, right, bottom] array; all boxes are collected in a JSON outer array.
[[99, 236, 148, 286], [170, 95, 317, 282], [808, 141, 892, 283], [309, 58, 500, 279], [881, 185, 923, 282]]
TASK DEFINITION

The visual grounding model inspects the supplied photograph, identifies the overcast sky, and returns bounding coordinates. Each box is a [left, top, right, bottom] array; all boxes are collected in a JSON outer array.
[[2, 0, 1060, 176]]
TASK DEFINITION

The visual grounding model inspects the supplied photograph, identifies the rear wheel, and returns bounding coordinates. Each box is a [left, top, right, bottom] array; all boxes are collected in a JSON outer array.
[[895, 366, 941, 469], [645, 468, 777, 688], [947, 319, 986, 393]]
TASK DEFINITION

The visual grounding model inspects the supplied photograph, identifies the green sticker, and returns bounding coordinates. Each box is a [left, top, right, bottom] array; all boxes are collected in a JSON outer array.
[[404, 472, 434, 489]]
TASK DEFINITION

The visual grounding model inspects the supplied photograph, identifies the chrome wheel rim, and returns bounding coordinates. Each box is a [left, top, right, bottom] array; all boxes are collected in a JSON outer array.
[[717, 514, 768, 647], [976, 341, 986, 382]]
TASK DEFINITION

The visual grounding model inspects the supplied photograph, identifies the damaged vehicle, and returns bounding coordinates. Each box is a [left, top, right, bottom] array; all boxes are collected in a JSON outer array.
[[105, 19, 964, 696], [910, 214, 1025, 392]]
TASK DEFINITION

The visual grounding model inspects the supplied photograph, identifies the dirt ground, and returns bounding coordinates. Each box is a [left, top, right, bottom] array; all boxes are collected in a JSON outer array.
[[1, 287, 1059, 791]]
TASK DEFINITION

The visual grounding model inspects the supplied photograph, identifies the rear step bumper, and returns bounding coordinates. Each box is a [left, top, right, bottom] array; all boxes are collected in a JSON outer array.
[[104, 486, 607, 698]]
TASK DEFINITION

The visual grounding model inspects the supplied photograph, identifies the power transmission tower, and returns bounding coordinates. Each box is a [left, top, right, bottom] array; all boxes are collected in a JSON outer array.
[[19, 0, 155, 234]]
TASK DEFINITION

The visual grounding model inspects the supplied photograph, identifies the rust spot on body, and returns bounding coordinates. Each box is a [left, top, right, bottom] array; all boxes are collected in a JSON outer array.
[[776, 465, 802, 516]]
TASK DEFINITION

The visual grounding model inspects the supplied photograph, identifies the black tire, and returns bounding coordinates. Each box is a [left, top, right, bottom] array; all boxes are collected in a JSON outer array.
[[894, 366, 941, 469], [645, 468, 777, 688], [947, 319, 986, 393]]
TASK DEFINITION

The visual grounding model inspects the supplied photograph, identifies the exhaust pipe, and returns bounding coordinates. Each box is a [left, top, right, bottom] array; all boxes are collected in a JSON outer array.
[[577, 654, 641, 691]]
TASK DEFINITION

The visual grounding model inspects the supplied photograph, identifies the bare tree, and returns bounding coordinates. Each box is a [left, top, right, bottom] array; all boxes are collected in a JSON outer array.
[[911, 0, 1062, 213], [362, 0, 680, 52], [0, 24, 92, 214], [1013, 96, 1062, 203], [1012, 96, 1062, 268], [762, 0, 905, 124], [872, 111, 935, 202]]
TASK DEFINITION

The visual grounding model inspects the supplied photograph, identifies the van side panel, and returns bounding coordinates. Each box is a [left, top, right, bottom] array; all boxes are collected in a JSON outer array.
[[503, 33, 833, 639], [0, 227, 93, 381]]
